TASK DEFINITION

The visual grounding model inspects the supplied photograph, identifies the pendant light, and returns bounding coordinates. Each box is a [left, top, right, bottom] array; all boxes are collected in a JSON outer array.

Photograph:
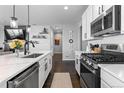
[[27, 5, 31, 32], [10, 5, 18, 28]]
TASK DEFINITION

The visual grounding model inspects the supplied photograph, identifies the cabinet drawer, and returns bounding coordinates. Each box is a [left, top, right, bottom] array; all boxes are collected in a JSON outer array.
[[39, 58, 45, 66], [39, 56, 49, 66], [0, 81, 6, 88], [101, 69, 124, 87], [101, 79, 111, 88]]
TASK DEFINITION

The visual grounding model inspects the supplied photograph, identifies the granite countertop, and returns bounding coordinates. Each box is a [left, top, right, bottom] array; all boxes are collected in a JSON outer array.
[[0, 51, 51, 87]]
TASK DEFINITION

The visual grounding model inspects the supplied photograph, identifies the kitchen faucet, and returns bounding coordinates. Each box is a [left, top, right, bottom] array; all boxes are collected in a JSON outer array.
[[24, 40, 35, 55]]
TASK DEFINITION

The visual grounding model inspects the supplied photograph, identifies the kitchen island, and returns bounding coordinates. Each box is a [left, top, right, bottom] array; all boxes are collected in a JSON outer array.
[[0, 51, 52, 88]]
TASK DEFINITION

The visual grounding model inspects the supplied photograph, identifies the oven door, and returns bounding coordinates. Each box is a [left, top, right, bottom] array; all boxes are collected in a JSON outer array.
[[80, 61, 100, 88]]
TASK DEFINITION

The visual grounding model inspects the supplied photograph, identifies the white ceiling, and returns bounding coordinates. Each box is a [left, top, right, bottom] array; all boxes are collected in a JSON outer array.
[[0, 5, 88, 25]]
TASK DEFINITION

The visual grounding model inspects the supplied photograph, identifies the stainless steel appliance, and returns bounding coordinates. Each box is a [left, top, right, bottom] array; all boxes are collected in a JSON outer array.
[[7, 62, 39, 88], [91, 5, 121, 37], [91, 14, 104, 37], [80, 44, 124, 88]]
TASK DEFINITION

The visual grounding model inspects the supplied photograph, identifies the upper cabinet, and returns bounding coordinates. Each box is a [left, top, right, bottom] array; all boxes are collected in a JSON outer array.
[[82, 11, 87, 40], [92, 5, 101, 21], [103, 5, 113, 12], [92, 5, 113, 21], [82, 6, 93, 41], [86, 6, 93, 40]]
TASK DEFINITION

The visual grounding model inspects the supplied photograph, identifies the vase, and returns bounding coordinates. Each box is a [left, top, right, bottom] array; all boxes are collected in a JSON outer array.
[[15, 49, 20, 57]]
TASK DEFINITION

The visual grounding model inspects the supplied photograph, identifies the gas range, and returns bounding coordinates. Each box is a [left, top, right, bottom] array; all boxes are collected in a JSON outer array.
[[80, 44, 124, 88], [81, 53, 124, 69], [81, 44, 124, 69]]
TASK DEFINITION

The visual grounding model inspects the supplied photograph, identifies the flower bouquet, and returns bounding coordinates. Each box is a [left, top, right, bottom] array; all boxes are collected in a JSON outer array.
[[9, 39, 25, 57]]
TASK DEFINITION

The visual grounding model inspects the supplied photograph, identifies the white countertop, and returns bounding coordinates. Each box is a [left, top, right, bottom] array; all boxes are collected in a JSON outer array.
[[75, 50, 90, 54], [98, 64, 124, 83], [0, 51, 51, 86]]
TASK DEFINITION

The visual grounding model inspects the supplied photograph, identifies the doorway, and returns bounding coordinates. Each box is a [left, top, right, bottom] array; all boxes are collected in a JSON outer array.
[[53, 31, 62, 54]]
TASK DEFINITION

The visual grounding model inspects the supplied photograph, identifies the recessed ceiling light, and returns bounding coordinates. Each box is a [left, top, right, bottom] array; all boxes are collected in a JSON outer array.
[[64, 6, 68, 10]]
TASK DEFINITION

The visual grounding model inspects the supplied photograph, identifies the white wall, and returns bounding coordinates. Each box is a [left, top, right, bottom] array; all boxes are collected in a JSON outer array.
[[29, 25, 53, 53], [62, 24, 80, 61], [87, 34, 124, 52]]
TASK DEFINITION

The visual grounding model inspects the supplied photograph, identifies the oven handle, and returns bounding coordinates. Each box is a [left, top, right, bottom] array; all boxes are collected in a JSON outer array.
[[81, 62, 96, 74]]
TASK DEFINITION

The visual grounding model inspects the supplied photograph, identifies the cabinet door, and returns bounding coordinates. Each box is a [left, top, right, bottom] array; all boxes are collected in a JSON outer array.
[[77, 59, 80, 75], [48, 55, 52, 72], [101, 79, 111, 88], [103, 5, 112, 12], [75, 58, 78, 73], [44, 58, 49, 79], [82, 11, 87, 40], [39, 65, 45, 88], [86, 6, 93, 40], [92, 5, 101, 21]]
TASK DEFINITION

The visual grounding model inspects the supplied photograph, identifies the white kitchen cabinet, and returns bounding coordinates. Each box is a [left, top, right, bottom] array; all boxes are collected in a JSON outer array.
[[82, 6, 93, 41], [86, 6, 93, 40], [0, 81, 6, 88], [39, 53, 52, 88], [92, 5, 113, 21], [101, 79, 111, 88], [103, 5, 113, 12], [39, 61, 45, 88], [48, 55, 52, 73], [75, 51, 83, 76], [44, 58, 49, 80], [82, 10, 87, 41], [101, 69, 124, 88], [75, 57, 80, 76], [92, 5, 101, 21]]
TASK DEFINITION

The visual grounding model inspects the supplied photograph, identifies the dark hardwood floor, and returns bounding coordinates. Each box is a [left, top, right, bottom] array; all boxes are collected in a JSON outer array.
[[43, 54, 80, 88]]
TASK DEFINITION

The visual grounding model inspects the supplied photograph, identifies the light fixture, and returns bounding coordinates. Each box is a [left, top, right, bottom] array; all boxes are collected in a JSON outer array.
[[27, 5, 31, 32], [64, 6, 68, 10], [10, 5, 18, 28]]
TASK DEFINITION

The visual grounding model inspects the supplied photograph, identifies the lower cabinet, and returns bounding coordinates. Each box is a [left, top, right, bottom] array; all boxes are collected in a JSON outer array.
[[75, 56, 80, 76], [39, 54, 52, 88], [101, 69, 124, 88], [101, 79, 111, 88], [0, 81, 7, 88], [39, 63, 45, 88], [48, 55, 52, 73]]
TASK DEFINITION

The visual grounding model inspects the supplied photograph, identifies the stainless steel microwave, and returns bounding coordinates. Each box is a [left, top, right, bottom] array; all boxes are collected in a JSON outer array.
[[91, 5, 121, 37]]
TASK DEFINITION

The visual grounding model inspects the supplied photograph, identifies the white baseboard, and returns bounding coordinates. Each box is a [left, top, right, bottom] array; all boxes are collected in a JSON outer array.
[[62, 58, 75, 61]]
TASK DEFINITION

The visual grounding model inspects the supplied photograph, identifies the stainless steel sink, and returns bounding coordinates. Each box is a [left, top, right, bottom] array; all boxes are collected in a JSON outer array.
[[22, 53, 43, 58]]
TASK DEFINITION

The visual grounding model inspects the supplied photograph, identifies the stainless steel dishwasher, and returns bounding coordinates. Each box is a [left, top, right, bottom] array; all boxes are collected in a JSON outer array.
[[7, 62, 39, 88]]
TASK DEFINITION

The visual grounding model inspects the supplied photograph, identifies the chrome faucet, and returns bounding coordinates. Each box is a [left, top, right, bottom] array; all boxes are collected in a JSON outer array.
[[24, 40, 35, 55]]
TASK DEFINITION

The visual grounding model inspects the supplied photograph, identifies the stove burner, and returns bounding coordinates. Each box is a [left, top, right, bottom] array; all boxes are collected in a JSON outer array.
[[82, 53, 124, 64]]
